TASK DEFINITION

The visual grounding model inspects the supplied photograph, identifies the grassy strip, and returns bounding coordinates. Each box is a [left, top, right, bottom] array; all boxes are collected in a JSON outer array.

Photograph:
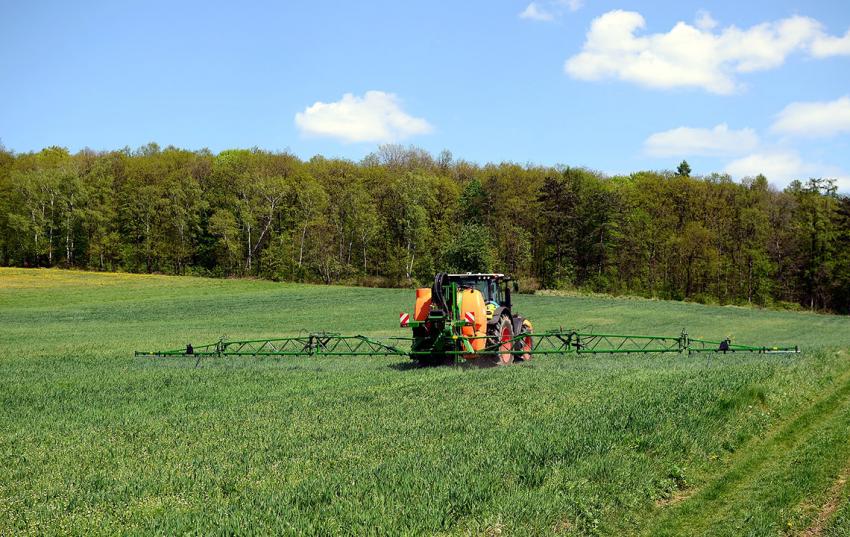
[[643, 356, 850, 536], [800, 464, 850, 536], [822, 476, 850, 537]]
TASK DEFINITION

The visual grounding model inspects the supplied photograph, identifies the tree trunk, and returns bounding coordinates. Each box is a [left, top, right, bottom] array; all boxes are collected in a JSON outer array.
[[597, 227, 604, 276], [145, 218, 151, 273], [251, 204, 277, 262], [246, 224, 252, 272], [31, 208, 39, 263], [48, 195, 54, 265], [405, 239, 415, 280], [298, 224, 308, 267], [747, 257, 753, 304], [66, 200, 75, 266]]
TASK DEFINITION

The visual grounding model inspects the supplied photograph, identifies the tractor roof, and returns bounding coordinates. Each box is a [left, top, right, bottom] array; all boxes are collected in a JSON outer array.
[[447, 273, 510, 280]]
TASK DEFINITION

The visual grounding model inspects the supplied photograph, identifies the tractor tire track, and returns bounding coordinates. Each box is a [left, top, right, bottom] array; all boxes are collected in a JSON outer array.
[[645, 353, 850, 536], [800, 464, 850, 537]]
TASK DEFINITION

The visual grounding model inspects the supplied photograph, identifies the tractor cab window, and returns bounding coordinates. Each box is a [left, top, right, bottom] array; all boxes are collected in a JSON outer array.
[[489, 280, 502, 305], [454, 278, 498, 304]]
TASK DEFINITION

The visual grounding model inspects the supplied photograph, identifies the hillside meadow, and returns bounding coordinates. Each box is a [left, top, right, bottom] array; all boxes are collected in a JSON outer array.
[[1, 267, 849, 535]]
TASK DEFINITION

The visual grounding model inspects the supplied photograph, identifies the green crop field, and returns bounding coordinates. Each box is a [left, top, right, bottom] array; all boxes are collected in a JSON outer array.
[[2, 268, 850, 536]]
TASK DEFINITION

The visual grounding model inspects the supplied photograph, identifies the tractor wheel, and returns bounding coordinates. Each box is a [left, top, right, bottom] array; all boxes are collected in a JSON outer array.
[[489, 314, 514, 365], [517, 319, 533, 361]]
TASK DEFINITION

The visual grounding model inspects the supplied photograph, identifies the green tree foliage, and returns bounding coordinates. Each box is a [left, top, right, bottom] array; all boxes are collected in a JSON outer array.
[[788, 178, 840, 310], [833, 196, 850, 309], [1, 144, 848, 312], [537, 171, 578, 288], [460, 178, 487, 225], [208, 208, 240, 274], [444, 224, 495, 273]]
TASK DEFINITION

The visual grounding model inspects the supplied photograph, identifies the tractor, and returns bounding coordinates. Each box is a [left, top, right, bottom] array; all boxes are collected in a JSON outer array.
[[402, 272, 533, 365]]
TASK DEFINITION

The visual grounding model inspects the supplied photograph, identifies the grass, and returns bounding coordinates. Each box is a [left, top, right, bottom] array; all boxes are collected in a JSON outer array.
[[1, 267, 849, 535]]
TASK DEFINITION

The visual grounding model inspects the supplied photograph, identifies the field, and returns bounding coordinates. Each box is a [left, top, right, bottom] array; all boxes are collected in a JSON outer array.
[[1, 268, 850, 536]]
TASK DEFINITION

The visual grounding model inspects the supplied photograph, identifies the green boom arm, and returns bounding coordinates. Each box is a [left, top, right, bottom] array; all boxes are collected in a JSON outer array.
[[136, 328, 799, 364]]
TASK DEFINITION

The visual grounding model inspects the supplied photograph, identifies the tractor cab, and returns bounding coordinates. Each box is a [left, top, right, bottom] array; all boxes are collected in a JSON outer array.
[[446, 273, 513, 312]]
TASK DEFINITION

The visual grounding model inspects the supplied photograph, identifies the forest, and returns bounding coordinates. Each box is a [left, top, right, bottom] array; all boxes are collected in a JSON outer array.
[[0, 143, 848, 313]]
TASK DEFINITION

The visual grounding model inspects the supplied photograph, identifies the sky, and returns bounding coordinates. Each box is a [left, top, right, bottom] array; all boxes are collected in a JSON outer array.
[[2, 0, 850, 190]]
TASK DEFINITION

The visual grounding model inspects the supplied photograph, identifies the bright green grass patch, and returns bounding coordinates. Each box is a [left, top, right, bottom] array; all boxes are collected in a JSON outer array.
[[1, 268, 849, 535]]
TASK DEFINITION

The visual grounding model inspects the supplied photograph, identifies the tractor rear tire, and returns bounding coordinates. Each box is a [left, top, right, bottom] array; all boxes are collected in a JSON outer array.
[[489, 314, 514, 365], [517, 319, 533, 361]]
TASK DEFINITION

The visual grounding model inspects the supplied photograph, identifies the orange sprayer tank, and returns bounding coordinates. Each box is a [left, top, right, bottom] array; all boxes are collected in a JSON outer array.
[[413, 288, 432, 321], [459, 288, 487, 353]]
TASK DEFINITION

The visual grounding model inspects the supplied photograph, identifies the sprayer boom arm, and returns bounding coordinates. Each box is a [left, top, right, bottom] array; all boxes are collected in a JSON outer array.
[[136, 329, 798, 364]]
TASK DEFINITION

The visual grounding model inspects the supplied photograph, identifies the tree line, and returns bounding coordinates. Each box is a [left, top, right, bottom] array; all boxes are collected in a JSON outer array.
[[1, 143, 848, 312]]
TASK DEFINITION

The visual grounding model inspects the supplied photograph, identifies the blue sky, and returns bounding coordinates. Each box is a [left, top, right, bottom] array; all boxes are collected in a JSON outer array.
[[2, 0, 849, 189]]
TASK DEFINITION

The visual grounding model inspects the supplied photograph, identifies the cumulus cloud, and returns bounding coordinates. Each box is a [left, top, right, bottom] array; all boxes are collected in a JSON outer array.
[[724, 151, 806, 183], [519, 2, 555, 22], [519, 0, 583, 22], [294, 91, 433, 143], [810, 29, 850, 56], [644, 124, 759, 157], [771, 96, 850, 138], [695, 10, 718, 31], [724, 150, 850, 190], [565, 10, 850, 94]]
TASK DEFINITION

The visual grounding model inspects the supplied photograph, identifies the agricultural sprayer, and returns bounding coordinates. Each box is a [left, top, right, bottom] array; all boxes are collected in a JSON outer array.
[[136, 272, 799, 365]]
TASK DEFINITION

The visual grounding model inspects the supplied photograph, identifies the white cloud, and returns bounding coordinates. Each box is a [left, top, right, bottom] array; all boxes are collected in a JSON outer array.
[[565, 10, 850, 94], [695, 10, 717, 31], [724, 150, 850, 191], [644, 124, 759, 157], [519, 2, 554, 22], [724, 151, 806, 183], [519, 0, 583, 22], [294, 91, 433, 143], [811, 29, 850, 56], [694, 9, 718, 31], [771, 96, 850, 138]]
